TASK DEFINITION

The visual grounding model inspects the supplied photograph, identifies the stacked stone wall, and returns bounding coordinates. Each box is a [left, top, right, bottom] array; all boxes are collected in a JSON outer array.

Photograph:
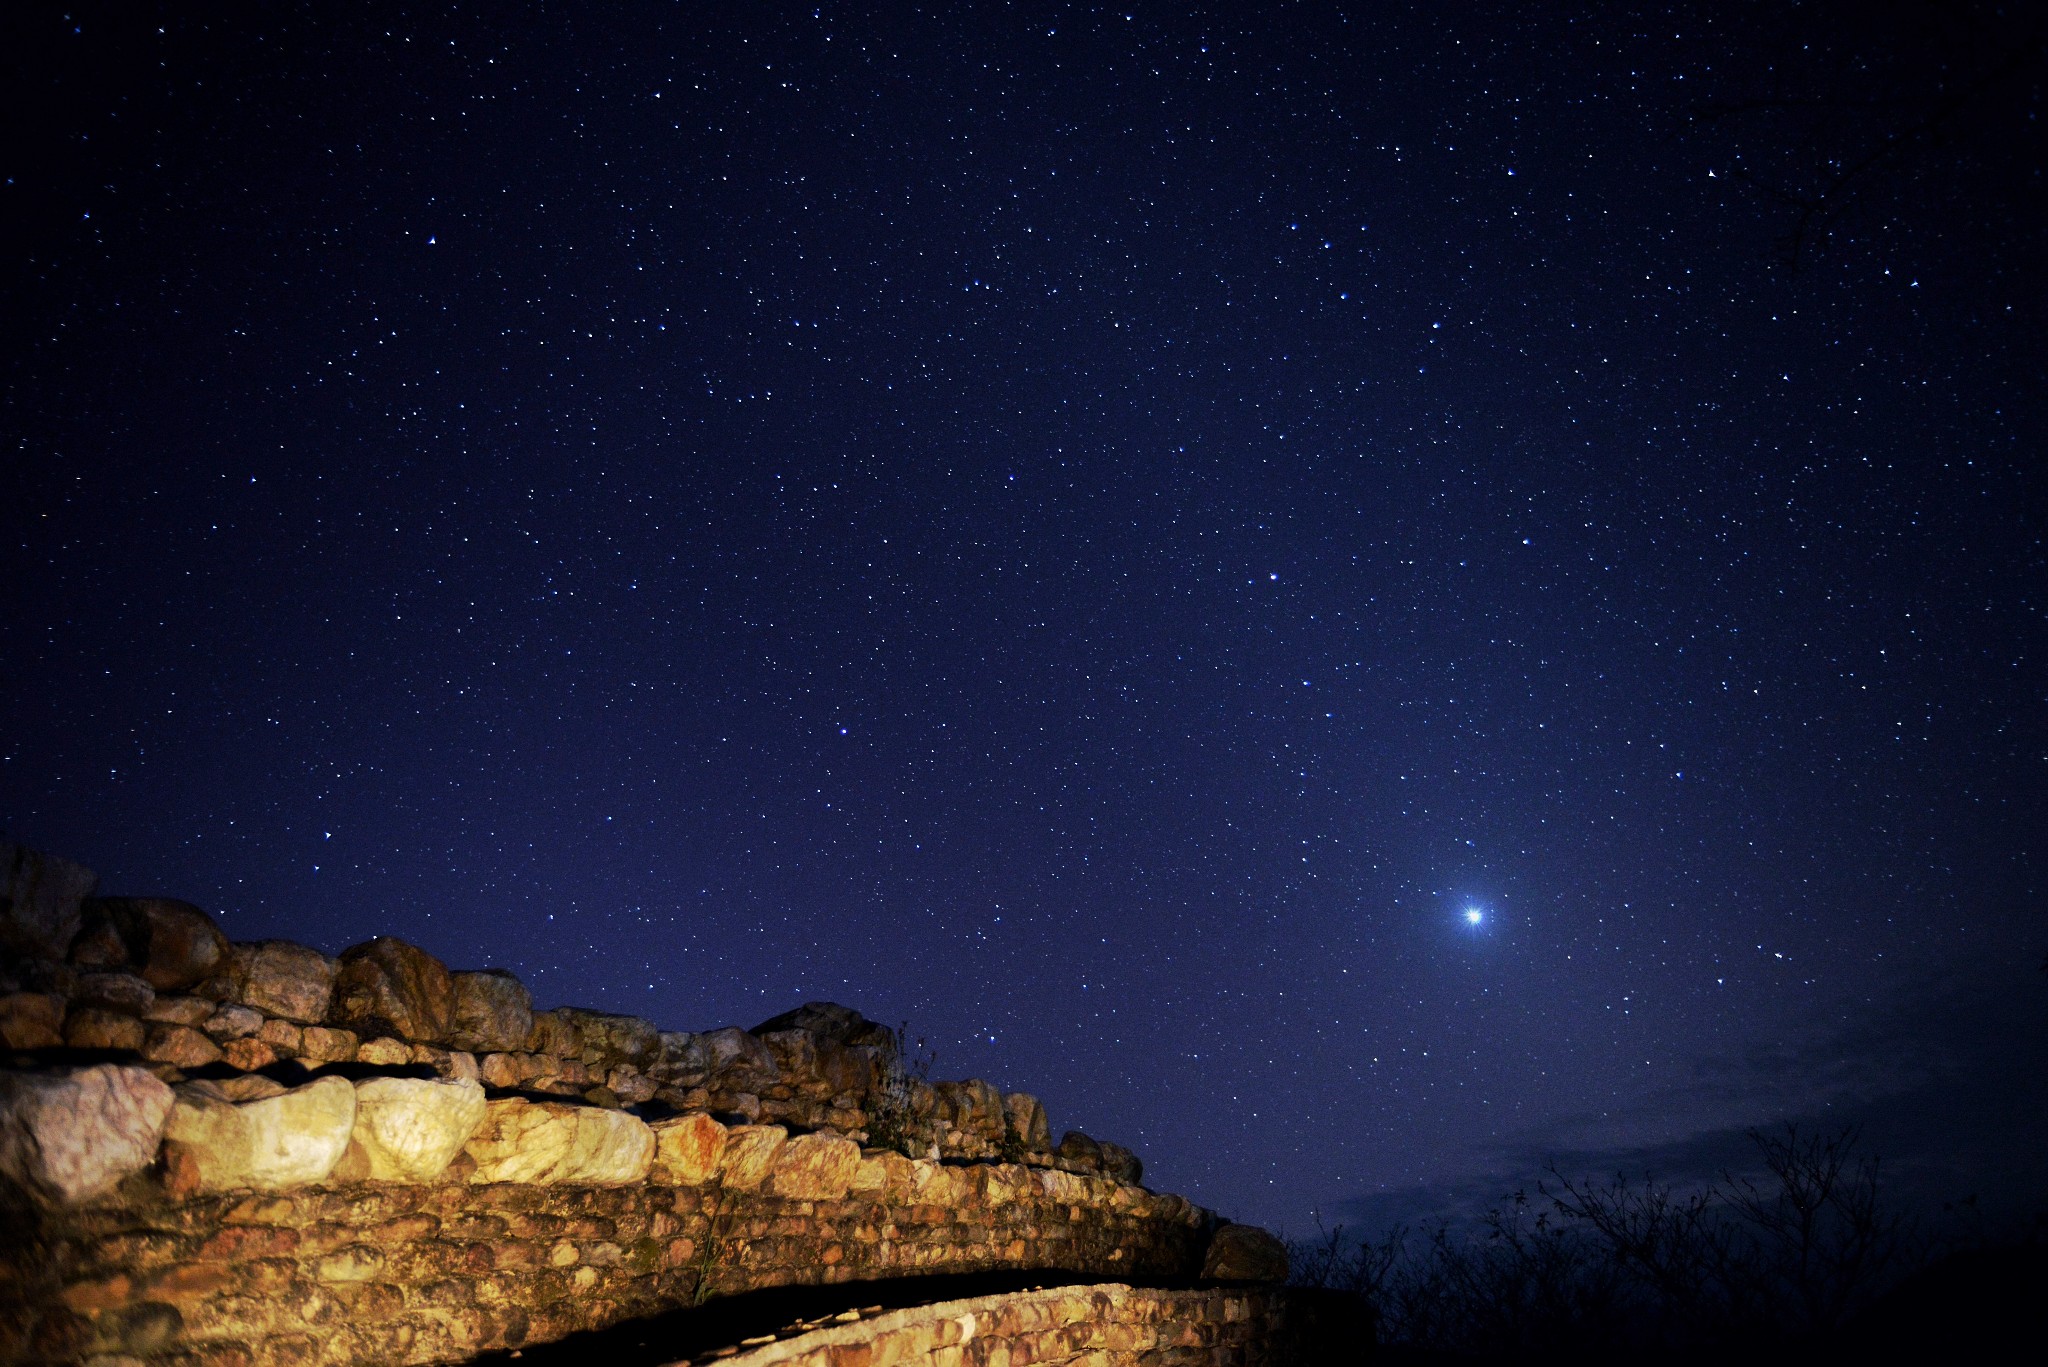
[[692, 1283, 1353, 1367], [0, 841, 1304, 1367], [5, 1162, 1211, 1367]]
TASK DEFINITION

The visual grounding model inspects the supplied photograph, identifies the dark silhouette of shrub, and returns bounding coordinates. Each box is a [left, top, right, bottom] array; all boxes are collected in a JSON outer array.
[[1292, 1124, 1922, 1361]]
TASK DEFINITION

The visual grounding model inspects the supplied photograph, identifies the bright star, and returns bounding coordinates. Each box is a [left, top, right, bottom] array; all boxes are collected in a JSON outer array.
[[1463, 907, 1484, 926]]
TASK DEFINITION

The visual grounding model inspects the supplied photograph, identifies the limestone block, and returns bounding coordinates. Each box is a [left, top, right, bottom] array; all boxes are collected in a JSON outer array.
[[607, 1064, 657, 1104], [0, 992, 64, 1049], [298, 1025, 358, 1064], [64, 1005, 147, 1052], [0, 1063, 173, 1203], [751, 1001, 895, 1049], [143, 994, 214, 1026], [716, 1123, 787, 1189], [220, 1038, 278, 1071], [162, 1075, 357, 1192], [463, 1098, 654, 1185], [227, 940, 337, 1023], [557, 1008, 660, 1069], [695, 1025, 779, 1078], [448, 969, 532, 1053], [649, 1112, 726, 1185], [767, 1131, 861, 1200], [1055, 1130, 1105, 1173], [141, 1022, 222, 1069], [0, 838, 97, 962], [355, 1035, 412, 1065], [74, 971, 155, 1016], [1004, 1092, 1052, 1152], [349, 1076, 487, 1181], [70, 897, 229, 991], [525, 1006, 584, 1058], [1098, 1140, 1143, 1186], [203, 1003, 264, 1040], [1202, 1223, 1289, 1283], [331, 936, 454, 1043]]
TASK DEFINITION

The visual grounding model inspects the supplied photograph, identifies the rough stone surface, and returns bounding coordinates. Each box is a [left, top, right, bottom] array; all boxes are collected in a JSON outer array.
[[70, 897, 229, 991], [0, 991, 64, 1049], [345, 1076, 487, 1181], [752, 1000, 896, 1048], [650, 1111, 728, 1184], [1203, 1221, 1291, 1283], [718, 1122, 788, 1188], [331, 936, 455, 1043], [74, 970, 156, 1015], [1004, 1092, 1052, 1152], [766, 1131, 862, 1199], [161, 1075, 357, 1192], [141, 1022, 222, 1068], [225, 940, 336, 1023], [448, 967, 533, 1052], [707, 1283, 1351, 1367], [0, 1063, 173, 1204], [65, 1005, 148, 1052], [1098, 1139, 1144, 1186], [556, 1007, 660, 1069], [463, 1097, 655, 1185], [0, 837, 98, 964]]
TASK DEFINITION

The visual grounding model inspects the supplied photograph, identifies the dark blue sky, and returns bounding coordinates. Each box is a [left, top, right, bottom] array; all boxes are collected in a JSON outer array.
[[5, 1, 2043, 1235]]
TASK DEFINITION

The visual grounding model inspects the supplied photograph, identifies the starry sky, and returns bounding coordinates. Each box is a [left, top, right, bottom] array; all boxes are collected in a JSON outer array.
[[5, 2, 2044, 1237]]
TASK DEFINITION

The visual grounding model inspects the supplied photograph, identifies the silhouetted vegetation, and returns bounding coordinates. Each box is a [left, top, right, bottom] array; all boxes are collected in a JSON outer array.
[[1293, 1125, 1942, 1362]]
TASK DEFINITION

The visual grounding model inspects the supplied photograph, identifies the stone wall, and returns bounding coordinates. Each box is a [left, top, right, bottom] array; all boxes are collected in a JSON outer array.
[[675, 1283, 1349, 1367], [0, 840, 1137, 1178], [5, 1153, 1212, 1366], [0, 842, 1303, 1367]]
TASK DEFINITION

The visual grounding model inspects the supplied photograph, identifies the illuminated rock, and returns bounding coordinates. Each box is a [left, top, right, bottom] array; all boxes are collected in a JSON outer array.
[[717, 1123, 787, 1188], [222, 940, 336, 1023], [331, 936, 454, 1042], [649, 1111, 727, 1184], [0, 1063, 173, 1204], [767, 1131, 861, 1199], [463, 1097, 654, 1185], [449, 968, 532, 1052], [162, 1075, 356, 1191], [348, 1076, 487, 1181]]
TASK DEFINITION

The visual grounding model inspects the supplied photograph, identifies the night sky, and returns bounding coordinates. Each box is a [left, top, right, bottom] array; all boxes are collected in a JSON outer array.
[[5, 2, 2044, 1237]]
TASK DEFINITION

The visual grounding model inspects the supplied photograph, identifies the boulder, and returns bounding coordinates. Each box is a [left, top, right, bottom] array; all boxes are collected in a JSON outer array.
[[202, 1004, 264, 1040], [463, 1098, 654, 1185], [694, 1025, 779, 1078], [74, 971, 155, 1016], [448, 969, 532, 1053], [649, 1112, 727, 1185], [0, 838, 97, 963], [70, 898, 228, 991], [1097, 1140, 1143, 1186], [716, 1124, 788, 1189], [767, 1131, 862, 1200], [1056, 1130, 1105, 1172], [297, 1026, 359, 1064], [1202, 1222, 1289, 1283], [0, 992, 64, 1049], [64, 1006, 147, 1052], [226, 941, 336, 1023], [347, 1077, 486, 1181], [161, 1075, 356, 1192], [555, 1008, 659, 1070], [141, 1022, 222, 1069], [0, 1063, 174, 1204], [331, 937, 454, 1043], [1004, 1092, 1052, 1152], [752, 1001, 897, 1049], [143, 994, 214, 1026]]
